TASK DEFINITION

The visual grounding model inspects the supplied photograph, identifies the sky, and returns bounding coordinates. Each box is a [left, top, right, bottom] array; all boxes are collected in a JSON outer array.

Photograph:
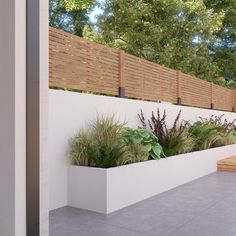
[[90, 6, 103, 23], [89, 0, 104, 23]]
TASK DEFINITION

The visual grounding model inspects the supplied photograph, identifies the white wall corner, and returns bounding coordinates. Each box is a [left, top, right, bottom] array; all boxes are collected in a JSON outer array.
[[15, 0, 26, 235], [40, 0, 49, 235]]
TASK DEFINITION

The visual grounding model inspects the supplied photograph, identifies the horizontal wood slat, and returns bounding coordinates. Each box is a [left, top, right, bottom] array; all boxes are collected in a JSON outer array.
[[49, 27, 236, 112], [49, 27, 119, 96], [218, 156, 236, 172]]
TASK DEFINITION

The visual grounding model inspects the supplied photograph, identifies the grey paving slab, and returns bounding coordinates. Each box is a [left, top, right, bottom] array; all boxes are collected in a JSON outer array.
[[171, 203, 236, 236], [51, 222, 150, 236], [50, 172, 236, 236]]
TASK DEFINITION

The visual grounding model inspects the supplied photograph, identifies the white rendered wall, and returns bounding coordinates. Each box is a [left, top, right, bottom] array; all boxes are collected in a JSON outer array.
[[15, 0, 26, 235], [0, 0, 49, 235], [0, 0, 26, 235], [49, 89, 236, 211], [40, 0, 49, 235]]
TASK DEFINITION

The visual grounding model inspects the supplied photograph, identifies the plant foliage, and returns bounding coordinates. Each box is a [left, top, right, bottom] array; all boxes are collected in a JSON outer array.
[[122, 128, 165, 160], [190, 115, 236, 150], [69, 115, 128, 167], [204, 0, 236, 82], [69, 115, 163, 168], [84, 0, 224, 82], [86, 142, 127, 168], [138, 109, 195, 156], [49, 0, 95, 36], [69, 112, 236, 168], [69, 130, 92, 166]]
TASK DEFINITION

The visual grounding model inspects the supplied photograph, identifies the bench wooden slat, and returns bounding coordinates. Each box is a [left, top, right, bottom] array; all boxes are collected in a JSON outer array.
[[217, 156, 236, 172]]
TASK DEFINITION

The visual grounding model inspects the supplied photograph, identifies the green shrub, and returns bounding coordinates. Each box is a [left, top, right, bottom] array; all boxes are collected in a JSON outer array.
[[69, 112, 236, 168], [91, 115, 125, 146], [190, 115, 236, 150], [164, 129, 196, 157], [69, 115, 160, 168], [117, 142, 150, 165], [139, 109, 195, 156], [69, 130, 91, 166], [190, 122, 224, 150], [69, 115, 129, 168], [86, 142, 127, 168], [122, 128, 165, 160], [214, 129, 236, 147]]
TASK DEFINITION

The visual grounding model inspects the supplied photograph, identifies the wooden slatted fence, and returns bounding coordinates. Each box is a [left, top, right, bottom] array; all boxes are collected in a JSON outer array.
[[49, 27, 236, 112]]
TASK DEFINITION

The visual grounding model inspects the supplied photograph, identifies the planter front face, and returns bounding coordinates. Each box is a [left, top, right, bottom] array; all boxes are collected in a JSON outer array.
[[68, 166, 107, 213], [68, 144, 236, 214]]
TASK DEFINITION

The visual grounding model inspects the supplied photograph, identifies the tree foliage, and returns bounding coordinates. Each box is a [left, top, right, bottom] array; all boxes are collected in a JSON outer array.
[[62, 0, 95, 11], [204, 0, 236, 82], [49, 0, 95, 36], [84, 0, 224, 83], [50, 0, 236, 86]]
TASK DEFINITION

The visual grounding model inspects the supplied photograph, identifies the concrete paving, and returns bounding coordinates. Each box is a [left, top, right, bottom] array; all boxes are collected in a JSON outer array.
[[50, 172, 236, 236]]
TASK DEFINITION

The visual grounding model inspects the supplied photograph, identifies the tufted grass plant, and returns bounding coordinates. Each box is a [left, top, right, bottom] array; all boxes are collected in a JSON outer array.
[[69, 115, 152, 168], [190, 115, 236, 151]]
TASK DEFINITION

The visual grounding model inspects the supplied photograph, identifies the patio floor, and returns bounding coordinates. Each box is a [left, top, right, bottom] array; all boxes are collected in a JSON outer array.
[[50, 172, 236, 236]]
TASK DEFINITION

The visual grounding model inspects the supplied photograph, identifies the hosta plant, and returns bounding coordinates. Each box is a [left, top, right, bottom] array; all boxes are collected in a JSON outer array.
[[122, 128, 165, 160]]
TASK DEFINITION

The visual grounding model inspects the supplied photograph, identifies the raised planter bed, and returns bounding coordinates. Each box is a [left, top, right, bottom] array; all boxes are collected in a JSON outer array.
[[68, 144, 236, 214]]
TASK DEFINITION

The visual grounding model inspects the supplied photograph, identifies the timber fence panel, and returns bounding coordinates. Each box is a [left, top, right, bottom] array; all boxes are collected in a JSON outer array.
[[180, 73, 211, 109], [49, 27, 120, 96], [212, 84, 234, 111], [49, 27, 235, 112], [124, 54, 177, 103]]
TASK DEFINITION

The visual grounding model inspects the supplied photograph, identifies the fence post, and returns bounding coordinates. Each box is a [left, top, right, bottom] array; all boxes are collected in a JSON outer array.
[[210, 83, 214, 109], [119, 50, 125, 98], [232, 89, 235, 112], [177, 70, 181, 105]]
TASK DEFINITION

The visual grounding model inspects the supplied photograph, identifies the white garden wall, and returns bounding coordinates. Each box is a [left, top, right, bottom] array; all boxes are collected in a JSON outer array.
[[49, 89, 236, 211]]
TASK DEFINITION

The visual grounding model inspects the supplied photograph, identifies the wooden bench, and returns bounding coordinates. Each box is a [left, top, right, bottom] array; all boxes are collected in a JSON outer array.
[[217, 156, 236, 172]]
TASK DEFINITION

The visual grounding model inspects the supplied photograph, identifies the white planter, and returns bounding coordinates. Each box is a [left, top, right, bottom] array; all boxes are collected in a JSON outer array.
[[68, 144, 236, 214]]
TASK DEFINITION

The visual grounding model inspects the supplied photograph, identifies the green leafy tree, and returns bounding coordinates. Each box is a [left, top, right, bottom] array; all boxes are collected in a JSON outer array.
[[84, 0, 224, 82], [62, 0, 95, 11], [49, 0, 95, 36], [204, 0, 236, 82]]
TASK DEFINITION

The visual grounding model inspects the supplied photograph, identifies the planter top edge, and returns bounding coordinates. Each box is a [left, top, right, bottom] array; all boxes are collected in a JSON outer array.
[[70, 144, 236, 171]]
